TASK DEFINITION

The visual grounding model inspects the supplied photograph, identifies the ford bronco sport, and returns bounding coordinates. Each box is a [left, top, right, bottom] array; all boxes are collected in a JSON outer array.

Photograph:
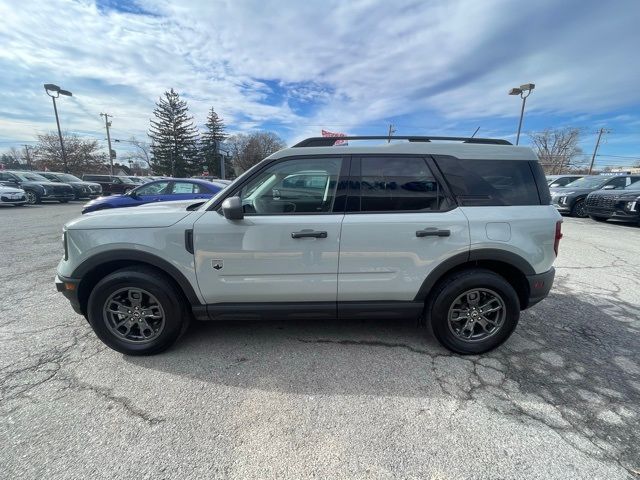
[[56, 135, 561, 355]]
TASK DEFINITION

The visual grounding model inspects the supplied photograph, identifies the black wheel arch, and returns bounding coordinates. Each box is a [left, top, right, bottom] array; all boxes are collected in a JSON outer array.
[[73, 250, 202, 316], [415, 249, 534, 314]]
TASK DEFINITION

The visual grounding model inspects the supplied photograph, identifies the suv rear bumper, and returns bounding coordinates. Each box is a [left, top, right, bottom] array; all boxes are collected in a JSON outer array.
[[525, 267, 555, 308], [55, 275, 83, 315]]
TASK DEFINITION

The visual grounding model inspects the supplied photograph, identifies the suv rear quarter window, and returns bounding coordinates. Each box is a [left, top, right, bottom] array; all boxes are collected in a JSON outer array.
[[433, 156, 545, 206]]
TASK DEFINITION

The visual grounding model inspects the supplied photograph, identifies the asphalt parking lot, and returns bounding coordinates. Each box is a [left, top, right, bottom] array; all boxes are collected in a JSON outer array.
[[1, 203, 639, 479]]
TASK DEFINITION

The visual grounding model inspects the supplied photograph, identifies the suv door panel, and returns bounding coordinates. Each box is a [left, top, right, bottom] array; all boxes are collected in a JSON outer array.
[[338, 155, 470, 302], [193, 156, 346, 305], [338, 210, 470, 301], [193, 212, 342, 303]]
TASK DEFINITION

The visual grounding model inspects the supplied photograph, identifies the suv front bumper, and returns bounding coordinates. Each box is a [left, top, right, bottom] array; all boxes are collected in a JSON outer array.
[[55, 275, 83, 315], [43, 193, 75, 202], [525, 267, 555, 308]]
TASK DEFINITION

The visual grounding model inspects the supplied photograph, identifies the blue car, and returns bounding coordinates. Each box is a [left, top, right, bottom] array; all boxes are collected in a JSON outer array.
[[82, 178, 226, 214]]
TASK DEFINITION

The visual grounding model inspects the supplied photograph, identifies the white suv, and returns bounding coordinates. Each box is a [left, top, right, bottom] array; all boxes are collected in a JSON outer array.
[[56, 135, 562, 355]]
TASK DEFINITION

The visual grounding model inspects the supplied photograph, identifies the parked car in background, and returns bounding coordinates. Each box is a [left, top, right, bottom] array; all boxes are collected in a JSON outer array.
[[585, 181, 640, 224], [550, 174, 640, 217], [0, 170, 75, 204], [82, 178, 226, 214], [0, 184, 27, 206], [546, 174, 583, 187], [36, 172, 102, 199], [82, 174, 136, 195]]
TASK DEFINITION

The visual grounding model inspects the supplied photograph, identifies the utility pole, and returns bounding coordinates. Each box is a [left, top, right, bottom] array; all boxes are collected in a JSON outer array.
[[101, 113, 114, 175], [22, 145, 33, 170], [387, 124, 396, 143], [588, 128, 609, 174]]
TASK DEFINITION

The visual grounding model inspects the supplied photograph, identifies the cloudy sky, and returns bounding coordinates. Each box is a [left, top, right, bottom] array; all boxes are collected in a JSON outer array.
[[1, 0, 639, 167]]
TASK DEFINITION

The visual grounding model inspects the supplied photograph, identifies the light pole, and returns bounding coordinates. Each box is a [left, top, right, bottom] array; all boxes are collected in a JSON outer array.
[[508, 83, 535, 145], [44, 83, 72, 172]]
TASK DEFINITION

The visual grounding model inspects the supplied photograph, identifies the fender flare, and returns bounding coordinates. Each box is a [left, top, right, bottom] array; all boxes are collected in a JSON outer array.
[[72, 249, 202, 305], [413, 248, 535, 302]]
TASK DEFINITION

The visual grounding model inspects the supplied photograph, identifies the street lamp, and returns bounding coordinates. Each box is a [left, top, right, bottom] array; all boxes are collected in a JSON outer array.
[[44, 83, 72, 172], [508, 83, 535, 145]]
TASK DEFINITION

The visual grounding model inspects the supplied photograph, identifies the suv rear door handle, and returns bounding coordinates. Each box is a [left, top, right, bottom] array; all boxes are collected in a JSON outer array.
[[416, 228, 451, 238], [291, 229, 328, 239]]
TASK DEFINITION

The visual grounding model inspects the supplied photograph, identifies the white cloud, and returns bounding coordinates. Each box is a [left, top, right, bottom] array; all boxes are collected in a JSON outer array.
[[0, 0, 639, 153]]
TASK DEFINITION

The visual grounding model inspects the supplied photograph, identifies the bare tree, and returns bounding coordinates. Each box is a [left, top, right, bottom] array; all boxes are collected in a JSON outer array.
[[529, 128, 584, 174], [228, 131, 286, 173], [33, 132, 108, 174], [1, 147, 25, 169]]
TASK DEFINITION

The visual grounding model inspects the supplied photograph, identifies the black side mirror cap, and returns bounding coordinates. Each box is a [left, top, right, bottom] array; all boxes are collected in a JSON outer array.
[[222, 196, 244, 220]]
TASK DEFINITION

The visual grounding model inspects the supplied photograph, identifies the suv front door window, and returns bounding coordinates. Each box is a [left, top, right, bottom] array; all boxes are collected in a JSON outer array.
[[193, 156, 346, 306], [238, 158, 342, 214]]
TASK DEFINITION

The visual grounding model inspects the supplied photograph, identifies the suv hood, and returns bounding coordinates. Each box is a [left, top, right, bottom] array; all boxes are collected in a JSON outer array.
[[588, 189, 640, 200], [66, 200, 201, 230], [0, 185, 24, 194], [550, 187, 597, 195]]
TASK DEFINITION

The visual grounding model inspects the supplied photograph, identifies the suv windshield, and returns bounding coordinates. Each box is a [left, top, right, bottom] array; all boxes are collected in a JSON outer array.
[[624, 181, 640, 191], [13, 172, 49, 182], [564, 176, 609, 189], [118, 176, 135, 184]]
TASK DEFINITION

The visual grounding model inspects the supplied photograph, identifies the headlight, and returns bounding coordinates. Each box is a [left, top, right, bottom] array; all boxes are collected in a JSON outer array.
[[42, 186, 48, 195], [626, 201, 638, 212], [559, 196, 568, 205]]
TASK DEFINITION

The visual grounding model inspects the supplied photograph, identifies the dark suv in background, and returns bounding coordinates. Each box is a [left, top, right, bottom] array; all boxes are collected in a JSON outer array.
[[585, 181, 640, 224], [36, 172, 102, 199], [82, 174, 136, 195], [0, 170, 74, 204], [550, 174, 640, 217]]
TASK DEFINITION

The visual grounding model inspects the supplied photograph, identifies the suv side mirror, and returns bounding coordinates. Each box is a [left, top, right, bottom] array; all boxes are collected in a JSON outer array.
[[222, 196, 244, 220]]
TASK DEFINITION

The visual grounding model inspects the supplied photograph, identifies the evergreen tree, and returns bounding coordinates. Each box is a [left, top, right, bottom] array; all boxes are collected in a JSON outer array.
[[148, 89, 200, 177], [200, 107, 230, 178]]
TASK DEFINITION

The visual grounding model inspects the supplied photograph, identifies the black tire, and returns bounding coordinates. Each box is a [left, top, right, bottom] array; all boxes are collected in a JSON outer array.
[[87, 266, 190, 355], [24, 190, 40, 205], [428, 269, 520, 355], [589, 215, 608, 222], [571, 199, 587, 218]]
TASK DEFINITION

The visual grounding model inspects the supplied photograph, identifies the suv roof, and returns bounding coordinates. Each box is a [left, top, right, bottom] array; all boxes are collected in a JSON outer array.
[[272, 136, 537, 161]]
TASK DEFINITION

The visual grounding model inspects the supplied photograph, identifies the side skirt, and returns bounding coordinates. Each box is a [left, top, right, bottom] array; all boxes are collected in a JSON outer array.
[[192, 301, 424, 322]]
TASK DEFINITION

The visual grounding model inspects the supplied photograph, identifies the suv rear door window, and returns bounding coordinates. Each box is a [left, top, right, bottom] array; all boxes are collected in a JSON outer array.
[[356, 156, 448, 212], [434, 157, 542, 206]]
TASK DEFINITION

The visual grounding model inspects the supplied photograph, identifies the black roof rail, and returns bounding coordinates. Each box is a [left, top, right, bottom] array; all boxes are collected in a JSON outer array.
[[292, 135, 512, 147]]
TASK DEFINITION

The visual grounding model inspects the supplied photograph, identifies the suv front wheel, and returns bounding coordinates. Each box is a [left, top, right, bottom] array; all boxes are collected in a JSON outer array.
[[429, 269, 520, 354], [87, 267, 189, 355]]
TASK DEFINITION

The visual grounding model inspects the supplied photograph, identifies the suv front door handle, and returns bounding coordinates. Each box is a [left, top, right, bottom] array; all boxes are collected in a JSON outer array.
[[416, 228, 451, 238], [291, 229, 328, 239]]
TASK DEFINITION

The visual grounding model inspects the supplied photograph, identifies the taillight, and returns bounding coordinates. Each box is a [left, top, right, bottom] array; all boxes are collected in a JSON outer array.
[[554, 221, 563, 256]]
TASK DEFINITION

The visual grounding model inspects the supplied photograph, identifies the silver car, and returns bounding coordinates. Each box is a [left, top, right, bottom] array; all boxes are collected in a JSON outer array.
[[0, 184, 27, 206]]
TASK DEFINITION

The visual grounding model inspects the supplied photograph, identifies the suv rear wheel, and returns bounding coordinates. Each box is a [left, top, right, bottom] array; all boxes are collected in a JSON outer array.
[[87, 267, 189, 355], [429, 269, 520, 354]]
